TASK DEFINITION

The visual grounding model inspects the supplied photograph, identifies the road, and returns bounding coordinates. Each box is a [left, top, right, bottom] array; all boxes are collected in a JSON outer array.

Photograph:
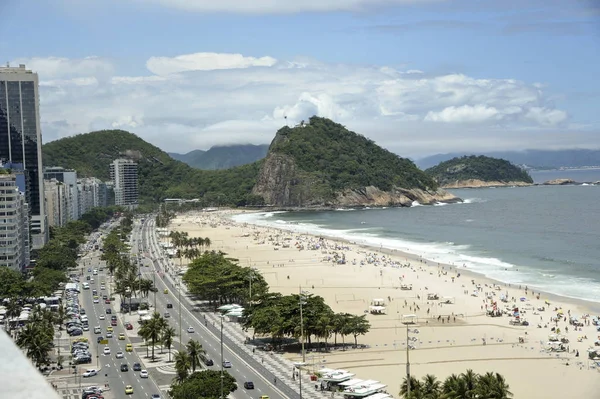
[[135, 217, 303, 399], [77, 242, 163, 398]]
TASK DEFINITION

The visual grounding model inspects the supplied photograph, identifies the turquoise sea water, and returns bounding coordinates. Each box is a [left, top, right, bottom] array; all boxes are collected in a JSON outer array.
[[234, 171, 600, 304]]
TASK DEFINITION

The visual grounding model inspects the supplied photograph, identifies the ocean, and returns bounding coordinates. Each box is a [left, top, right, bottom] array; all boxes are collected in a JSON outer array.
[[234, 170, 600, 305]]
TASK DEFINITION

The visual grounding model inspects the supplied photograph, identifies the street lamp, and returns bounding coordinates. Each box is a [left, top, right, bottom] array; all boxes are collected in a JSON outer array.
[[404, 325, 419, 397], [299, 288, 310, 363], [220, 314, 225, 399]]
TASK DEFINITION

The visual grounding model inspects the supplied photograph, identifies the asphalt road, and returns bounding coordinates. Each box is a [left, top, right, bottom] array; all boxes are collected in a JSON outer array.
[[135, 218, 301, 399], [78, 247, 163, 398]]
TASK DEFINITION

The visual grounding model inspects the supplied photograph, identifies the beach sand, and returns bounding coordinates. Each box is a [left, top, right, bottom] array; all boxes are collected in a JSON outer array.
[[167, 210, 600, 399]]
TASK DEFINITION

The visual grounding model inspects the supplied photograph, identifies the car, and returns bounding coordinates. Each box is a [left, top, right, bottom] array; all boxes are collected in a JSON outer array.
[[110, 315, 117, 321], [125, 322, 133, 330], [100, 285, 105, 290], [203, 358, 214, 366], [120, 364, 129, 372], [187, 327, 195, 333], [103, 347, 111, 355], [132, 362, 142, 371], [259, 396, 270, 399], [223, 360, 232, 368], [93, 297, 99, 304], [94, 326, 101, 334], [107, 326, 113, 332], [105, 308, 111, 314], [116, 351, 124, 359], [97, 336, 104, 343], [111, 320, 117, 326], [126, 344, 133, 352], [87, 268, 92, 272], [164, 312, 170, 318], [118, 333, 125, 340], [82, 325, 90, 331], [125, 385, 134, 395], [86, 276, 91, 281], [80, 308, 86, 315], [151, 395, 161, 399], [105, 299, 111, 304], [243, 381, 254, 389], [102, 295, 107, 300], [166, 303, 173, 309], [99, 315, 105, 320], [106, 331, 113, 338], [82, 369, 98, 377], [140, 370, 149, 378], [163, 289, 169, 294], [93, 270, 98, 275]]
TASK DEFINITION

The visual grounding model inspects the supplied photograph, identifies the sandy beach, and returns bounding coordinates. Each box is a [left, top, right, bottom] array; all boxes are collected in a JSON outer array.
[[168, 209, 600, 399]]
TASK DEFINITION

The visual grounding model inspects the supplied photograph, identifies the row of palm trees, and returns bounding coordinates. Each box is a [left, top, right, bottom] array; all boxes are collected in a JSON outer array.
[[173, 339, 206, 383], [138, 311, 178, 361], [400, 370, 513, 399], [168, 231, 211, 266], [14, 306, 61, 369]]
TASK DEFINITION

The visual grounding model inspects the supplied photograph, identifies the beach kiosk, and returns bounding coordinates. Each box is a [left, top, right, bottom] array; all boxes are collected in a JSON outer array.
[[401, 314, 418, 325], [370, 299, 387, 315]]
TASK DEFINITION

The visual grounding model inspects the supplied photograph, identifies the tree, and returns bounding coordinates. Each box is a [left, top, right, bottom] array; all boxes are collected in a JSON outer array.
[[402, 371, 513, 399], [186, 339, 206, 372], [346, 314, 370, 347], [169, 369, 237, 399], [174, 350, 191, 384], [139, 312, 166, 360], [400, 376, 423, 399], [162, 326, 177, 362]]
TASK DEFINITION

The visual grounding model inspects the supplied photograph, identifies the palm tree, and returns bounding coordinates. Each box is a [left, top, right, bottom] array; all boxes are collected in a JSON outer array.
[[421, 374, 441, 399], [400, 376, 423, 399], [459, 369, 478, 399], [16, 323, 53, 368], [5, 298, 21, 335], [475, 372, 513, 399], [139, 312, 165, 360], [442, 373, 469, 399], [173, 350, 191, 383], [186, 339, 206, 372], [139, 278, 153, 298], [162, 326, 177, 362]]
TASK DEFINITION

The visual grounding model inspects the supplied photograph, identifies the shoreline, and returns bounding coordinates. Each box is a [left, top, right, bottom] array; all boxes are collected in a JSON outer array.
[[233, 209, 600, 313], [170, 209, 600, 398]]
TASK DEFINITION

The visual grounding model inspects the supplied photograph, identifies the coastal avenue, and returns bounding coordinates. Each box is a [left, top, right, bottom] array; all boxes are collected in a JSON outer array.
[[77, 247, 162, 398], [135, 217, 299, 399]]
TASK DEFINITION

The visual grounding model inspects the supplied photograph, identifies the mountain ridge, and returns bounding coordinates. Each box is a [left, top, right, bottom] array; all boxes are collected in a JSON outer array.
[[169, 144, 269, 170]]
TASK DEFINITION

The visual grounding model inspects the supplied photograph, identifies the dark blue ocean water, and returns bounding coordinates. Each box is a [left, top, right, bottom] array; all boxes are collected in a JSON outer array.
[[235, 171, 600, 303]]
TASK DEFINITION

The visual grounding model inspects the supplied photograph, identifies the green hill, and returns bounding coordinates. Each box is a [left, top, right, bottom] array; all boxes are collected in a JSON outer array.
[[169, 144, 269, 170], [253, 117, 456, 207], [425, 155, 533, 186], [41, 130, 263, 205]]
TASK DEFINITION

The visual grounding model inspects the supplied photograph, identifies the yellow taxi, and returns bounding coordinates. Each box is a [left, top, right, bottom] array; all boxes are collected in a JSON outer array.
[[164, 289, 169, 294], [125, 385, 134, 395], [125, 343, 133, 352], [107, 326, 113, 332], [119, 333, 125, 340], [72, 337, 88, 343], [259, 396, 270, 399]]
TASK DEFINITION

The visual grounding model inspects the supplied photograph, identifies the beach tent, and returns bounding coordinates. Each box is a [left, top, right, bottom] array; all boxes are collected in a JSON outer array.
[[371, 298, 385, 306], [369, 306, 386, 315], [401, 314, 417, 324], [339, 379, 364, 387]]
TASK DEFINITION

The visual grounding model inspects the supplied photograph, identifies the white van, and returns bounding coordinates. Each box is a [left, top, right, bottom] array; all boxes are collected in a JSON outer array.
[[82, 283, 90, 290]]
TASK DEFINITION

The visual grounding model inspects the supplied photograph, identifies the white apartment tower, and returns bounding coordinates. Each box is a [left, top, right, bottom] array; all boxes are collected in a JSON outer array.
[[44, 178, 69, 227], [0, 64, 47, 249], [0, 172, 31, 271], [109, 159, 138, 207]]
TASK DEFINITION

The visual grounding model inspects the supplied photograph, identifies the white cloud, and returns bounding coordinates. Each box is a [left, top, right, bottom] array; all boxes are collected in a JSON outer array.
[[146, 52, 277, 75], [12, 56, 113, 79], [135, 0, 440, 14], [34, 52, 589, 157]]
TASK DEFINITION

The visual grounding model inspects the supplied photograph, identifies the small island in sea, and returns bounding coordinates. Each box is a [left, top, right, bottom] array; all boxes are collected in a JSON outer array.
[[425, 155, 534, 188]]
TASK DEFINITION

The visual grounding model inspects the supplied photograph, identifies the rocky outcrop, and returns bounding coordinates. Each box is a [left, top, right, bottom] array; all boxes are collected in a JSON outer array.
[[441, 179, 533, 189], [543, 178, 575, 185], [252, 153, 461, 207]]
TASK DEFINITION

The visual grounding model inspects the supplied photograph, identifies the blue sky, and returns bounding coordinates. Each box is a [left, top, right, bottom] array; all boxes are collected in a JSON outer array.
[[1, 0, 598, 157]]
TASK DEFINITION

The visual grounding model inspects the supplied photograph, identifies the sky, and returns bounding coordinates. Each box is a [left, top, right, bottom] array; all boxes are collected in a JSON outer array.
[[1, 0, 599, 158]]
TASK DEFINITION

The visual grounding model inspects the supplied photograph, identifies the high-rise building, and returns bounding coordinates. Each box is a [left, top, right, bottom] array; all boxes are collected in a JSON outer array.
[[0, 169, 31, 271], [44, 166, 79, 221], [44, 178, 69, 227], [0, 64, 47, 249], [109, 159, 138, 207]]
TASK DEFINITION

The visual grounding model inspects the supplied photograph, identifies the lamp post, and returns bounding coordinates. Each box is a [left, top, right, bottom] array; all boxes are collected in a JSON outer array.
[[178, 281, 182, 352], [299, 288, 309, 363], [220, 315, 224, 399], [405, 325, 419, 397]]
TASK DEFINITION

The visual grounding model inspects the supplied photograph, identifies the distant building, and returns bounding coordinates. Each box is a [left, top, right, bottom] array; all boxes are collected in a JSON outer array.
[[44, 178, 69, 227], [43, 166, 79, 221], [0, 169, 31, 271], [110, 159, 138, 207], [0, 64, 47, 248]]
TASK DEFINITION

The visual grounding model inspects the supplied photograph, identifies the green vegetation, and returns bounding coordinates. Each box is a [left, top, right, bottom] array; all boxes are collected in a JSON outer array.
[[169, 144, 269, 170], [169, 231, 212, 267], [169, 369, 237, 399], [400, 370, 512, 398], [270, 117, 438, 193], [425, 155, 533, 186], [42, 129, 264, 206]]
